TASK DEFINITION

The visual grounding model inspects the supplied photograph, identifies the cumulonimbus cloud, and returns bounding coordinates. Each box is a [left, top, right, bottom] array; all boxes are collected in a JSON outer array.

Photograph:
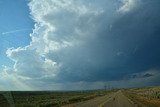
[[0, 0, 160, 90]]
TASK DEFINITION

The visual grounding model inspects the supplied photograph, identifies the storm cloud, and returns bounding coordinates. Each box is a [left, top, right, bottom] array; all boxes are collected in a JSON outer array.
[[1, 0, 160, 90]]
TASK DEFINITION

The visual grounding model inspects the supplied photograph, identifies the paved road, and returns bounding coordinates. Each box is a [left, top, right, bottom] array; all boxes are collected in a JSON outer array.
[[102, 91, 137, 107], [62, 91, 137, 107]]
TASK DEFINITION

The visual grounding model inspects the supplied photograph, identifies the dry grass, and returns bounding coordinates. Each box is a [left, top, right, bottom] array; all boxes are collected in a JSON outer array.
[[0, 90, 114, 107], [124, 86, 160, 107]]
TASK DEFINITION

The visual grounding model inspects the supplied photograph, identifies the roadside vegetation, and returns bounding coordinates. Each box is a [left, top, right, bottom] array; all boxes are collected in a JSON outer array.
[[0, 90, 115, 107], [124, 86, 160, 107]]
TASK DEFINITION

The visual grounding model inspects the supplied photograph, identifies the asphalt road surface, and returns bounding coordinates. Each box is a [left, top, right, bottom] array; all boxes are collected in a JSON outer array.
[[102, 91, 137, 107], [63, 91, 137, 107]]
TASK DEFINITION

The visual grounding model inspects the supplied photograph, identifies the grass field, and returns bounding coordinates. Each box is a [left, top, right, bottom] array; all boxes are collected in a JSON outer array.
[[0, 90, 115, 107]]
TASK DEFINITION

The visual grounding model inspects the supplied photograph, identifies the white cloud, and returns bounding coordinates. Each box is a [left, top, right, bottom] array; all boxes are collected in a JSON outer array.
[[118, 0, 140, 13], [28, 0, 105, 54], [1, 0, 116, 90], [6, 47, 59, 78], [0, 0, 89, 90]]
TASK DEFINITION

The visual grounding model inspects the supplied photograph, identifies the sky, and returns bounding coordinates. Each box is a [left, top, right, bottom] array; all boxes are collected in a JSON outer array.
[[0, 0, 34, 69], [0, 0, 160, 90]]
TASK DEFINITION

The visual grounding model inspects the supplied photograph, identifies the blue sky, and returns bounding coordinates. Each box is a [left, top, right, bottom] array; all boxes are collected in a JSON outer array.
[[0, 0, 160, 90], [0, 0, 33, 69]]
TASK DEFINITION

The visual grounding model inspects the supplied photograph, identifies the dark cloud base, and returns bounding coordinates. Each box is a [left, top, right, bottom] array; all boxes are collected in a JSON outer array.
[[54, 0, 160, 83]]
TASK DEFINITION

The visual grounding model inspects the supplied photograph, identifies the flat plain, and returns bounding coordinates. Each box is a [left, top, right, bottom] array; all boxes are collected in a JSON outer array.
[[0, 86, 160, 107]]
